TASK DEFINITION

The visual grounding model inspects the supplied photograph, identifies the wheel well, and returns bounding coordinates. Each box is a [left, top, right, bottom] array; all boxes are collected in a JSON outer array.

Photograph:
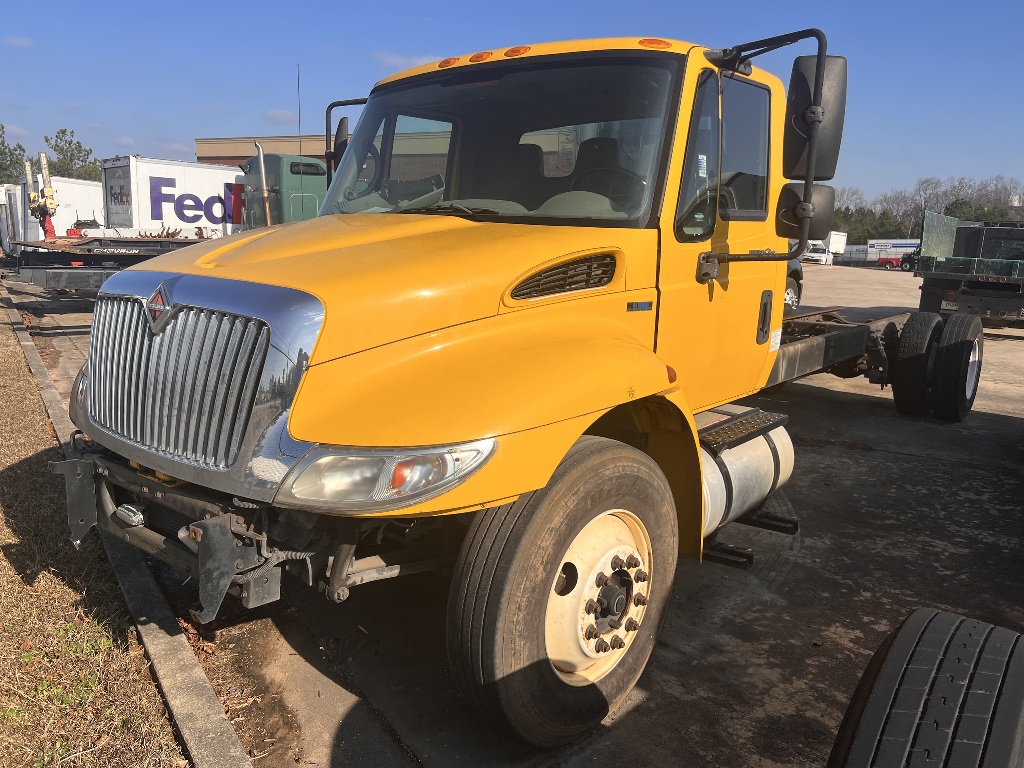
[[583, 396, 704, 559]]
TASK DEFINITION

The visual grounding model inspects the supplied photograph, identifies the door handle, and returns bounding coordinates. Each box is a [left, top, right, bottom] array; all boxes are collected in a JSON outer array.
[[756, 290, 772, 344]]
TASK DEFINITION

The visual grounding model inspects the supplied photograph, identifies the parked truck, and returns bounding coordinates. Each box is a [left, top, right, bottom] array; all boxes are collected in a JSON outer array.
[[917, 210, 1024, 325], [54, 31, 986, 746], [869, 238, 920, 270]]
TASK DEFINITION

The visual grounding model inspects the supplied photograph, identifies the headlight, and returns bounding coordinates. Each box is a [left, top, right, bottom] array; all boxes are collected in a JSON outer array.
[[274, 438, 496, 513]]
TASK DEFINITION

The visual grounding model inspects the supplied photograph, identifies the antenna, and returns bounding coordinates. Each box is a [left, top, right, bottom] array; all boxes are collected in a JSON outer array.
[[297, 62, 305, 214]]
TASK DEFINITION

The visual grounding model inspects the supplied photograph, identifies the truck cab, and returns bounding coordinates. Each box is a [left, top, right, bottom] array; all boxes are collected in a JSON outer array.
[[56, 33, 875, 745]]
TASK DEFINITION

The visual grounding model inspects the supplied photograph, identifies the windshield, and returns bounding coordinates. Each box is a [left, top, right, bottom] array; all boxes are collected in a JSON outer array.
[[322, 54, 681, 225]]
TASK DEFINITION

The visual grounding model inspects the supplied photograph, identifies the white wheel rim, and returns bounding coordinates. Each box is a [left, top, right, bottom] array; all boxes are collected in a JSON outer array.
[[966, 339, 981, 399], [785, 288, 798, 307], [545, 509, 653, 686]]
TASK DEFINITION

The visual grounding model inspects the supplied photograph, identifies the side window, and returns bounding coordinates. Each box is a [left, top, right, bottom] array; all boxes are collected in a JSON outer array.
[[720, 76, 770, 217], [388, 115, 452, 183], [675, 70, 720, 242]]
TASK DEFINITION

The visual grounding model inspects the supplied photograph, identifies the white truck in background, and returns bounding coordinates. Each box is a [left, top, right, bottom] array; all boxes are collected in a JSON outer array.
[[3, 156, 244, 289], [794, 230, 847, 265], [98, 156, 244, 237]]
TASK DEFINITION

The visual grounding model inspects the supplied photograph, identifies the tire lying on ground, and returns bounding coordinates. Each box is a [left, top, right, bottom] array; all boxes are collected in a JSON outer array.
[[891, 312, 943, 416], [446, 436, 678, 747], [828, 608, 1024, 768], [931, 313, 983, 423]]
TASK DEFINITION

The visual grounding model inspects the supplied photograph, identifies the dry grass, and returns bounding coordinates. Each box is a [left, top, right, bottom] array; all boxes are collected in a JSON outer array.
[[0, 310, 186, 767]]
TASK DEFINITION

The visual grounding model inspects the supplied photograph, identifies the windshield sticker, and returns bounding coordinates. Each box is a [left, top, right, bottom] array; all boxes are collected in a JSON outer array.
[[698, 154, 708, 178]]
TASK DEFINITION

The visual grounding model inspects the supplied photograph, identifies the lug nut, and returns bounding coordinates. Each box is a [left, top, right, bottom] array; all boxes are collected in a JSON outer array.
[[634, 569, 649, 583], [584, 624, 601, 640], [595, 639, 611, 653], [595, 572, 611, 587], [585, 599, 600, 615], [611, 555, 625, 570], [625, 554, 641, 569], [633, 593, 648, 607], [625, 618, 640, 632], [610, 635, 626, 650]]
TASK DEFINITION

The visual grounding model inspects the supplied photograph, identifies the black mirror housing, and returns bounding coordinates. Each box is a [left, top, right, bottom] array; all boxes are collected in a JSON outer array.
[[332, 116, 349, 172], [783, 55, 847, 180], [776, 182, 835, 240]]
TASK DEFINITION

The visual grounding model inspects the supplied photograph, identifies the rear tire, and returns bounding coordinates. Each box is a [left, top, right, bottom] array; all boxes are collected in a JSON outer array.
[[931, 313, 983, 422], [446, 436, 678, 747], [828, 608, 1024, 768], [883, 262, 893, 270], [891, 312, 943, 416]]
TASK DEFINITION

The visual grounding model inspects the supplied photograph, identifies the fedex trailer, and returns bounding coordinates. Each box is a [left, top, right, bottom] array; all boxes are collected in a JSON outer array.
[[100, 156, 244, 237], [868, 239, 919, 269]]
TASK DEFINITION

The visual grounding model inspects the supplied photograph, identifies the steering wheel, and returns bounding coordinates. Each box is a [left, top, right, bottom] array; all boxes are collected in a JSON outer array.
[[570, 167, 646, 209], [343, 141, 383, 201]]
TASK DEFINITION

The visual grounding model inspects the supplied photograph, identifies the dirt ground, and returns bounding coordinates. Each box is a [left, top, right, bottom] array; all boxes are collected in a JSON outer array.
[[0, 293, 185, 767], [4, 266, 1023, 767]]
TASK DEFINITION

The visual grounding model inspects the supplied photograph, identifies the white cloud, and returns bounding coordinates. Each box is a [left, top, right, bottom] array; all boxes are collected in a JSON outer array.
[[87, 122, 103, 130], [373, 52, 439, 70], [3, 123, 28, 138], [2, 37, 33, 48], [115, 136, 135, 148], [266, 109, 298, 124], [166, 142, 189, 154]]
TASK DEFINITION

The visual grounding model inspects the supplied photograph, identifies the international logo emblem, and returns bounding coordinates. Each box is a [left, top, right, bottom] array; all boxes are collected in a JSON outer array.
[[146, 283, 173, 333]]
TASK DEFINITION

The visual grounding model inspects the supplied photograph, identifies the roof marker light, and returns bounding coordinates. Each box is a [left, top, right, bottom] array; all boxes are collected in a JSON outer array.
[[438, 57, 459, 68], [469, 51, 493, 62], [504, 46, 531, 57], [638, 38, 672, 49]]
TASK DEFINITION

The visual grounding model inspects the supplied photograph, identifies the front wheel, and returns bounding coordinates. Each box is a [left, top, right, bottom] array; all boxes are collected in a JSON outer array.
[[882, 262, 893, 270], [784, 277, 801, 309], [446, 436, 678, 747]]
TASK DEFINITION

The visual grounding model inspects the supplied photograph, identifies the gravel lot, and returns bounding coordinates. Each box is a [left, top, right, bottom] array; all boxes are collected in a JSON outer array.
[[3, 264, 1022, 767]]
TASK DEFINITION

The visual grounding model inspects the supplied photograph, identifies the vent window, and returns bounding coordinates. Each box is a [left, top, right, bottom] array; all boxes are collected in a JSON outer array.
[[511, 254, 616, 300]]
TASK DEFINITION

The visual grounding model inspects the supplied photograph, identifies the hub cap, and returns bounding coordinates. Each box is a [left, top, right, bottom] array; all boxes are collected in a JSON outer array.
[[966, 339, 981, 399], [545, 509, 653, 686]]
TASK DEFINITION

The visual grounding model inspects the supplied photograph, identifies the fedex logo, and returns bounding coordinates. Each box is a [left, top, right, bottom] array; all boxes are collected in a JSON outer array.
[[149, 177, 244, 225]]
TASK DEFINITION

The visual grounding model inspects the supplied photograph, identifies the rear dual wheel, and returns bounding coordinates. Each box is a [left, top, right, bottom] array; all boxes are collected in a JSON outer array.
[[891, 312, 983, 422], [446, 436, 678, 747]]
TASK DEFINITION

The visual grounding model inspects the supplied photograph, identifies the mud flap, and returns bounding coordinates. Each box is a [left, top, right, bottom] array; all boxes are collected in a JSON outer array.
[[190, 515, 260, 624], [51, 459, 98, 548]]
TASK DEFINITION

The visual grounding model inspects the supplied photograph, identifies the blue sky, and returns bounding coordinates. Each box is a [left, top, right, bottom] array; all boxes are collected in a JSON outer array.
[[1, 0, 1020, 198]]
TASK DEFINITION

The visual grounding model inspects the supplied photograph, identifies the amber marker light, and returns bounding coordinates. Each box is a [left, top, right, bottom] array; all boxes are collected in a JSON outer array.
[[469, 51, 493, 62], [504, 46, 531, 57], [638, 38, 672, 49], [438, 57, 459, 68], [667, 366, 677, 384]]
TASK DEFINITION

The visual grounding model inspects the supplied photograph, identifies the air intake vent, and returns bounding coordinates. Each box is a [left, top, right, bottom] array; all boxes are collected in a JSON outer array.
[[511, 254, 617, 300]]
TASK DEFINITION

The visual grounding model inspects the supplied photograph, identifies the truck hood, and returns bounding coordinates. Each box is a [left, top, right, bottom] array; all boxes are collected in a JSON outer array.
[[129, 213, 652, 365]]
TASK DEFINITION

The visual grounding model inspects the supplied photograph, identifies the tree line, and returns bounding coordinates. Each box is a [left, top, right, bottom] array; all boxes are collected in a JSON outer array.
[[0, 124, 101, 184], [834, 176, 1024, 244]]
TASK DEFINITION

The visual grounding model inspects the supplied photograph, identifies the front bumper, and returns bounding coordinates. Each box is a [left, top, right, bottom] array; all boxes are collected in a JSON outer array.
[[52, 453, 278, 622]]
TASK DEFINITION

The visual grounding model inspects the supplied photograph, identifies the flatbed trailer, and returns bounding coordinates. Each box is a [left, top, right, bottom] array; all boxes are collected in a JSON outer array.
[[916, 213, 1024, 326], [6, 236, 204, 290]]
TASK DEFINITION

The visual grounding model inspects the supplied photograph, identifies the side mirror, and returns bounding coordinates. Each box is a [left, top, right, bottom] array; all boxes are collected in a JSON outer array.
[[776, 182, 835, 240], [783, 55, 847, 180], [332, 116, 349, 172]]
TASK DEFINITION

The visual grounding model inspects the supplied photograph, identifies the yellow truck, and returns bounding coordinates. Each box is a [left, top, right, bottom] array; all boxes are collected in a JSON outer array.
[[54, 29, 985, 746]]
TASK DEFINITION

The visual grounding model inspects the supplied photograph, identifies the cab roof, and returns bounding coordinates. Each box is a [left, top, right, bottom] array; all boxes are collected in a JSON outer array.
[[374, 37, 699, 88]]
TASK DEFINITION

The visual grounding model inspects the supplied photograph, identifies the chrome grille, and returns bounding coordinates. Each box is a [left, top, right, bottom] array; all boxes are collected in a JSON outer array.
[[88, 297, 270, 469]]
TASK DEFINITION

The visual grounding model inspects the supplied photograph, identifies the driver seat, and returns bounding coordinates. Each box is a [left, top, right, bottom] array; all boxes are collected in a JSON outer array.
[[572, 137, 622, 177]]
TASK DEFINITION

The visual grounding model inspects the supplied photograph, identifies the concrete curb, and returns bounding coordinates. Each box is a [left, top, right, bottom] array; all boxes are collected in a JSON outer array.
[[1, 283, 251, 768]]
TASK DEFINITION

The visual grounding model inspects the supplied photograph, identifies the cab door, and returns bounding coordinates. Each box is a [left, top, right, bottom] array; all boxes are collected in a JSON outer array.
[[656, 63, 785, 412]]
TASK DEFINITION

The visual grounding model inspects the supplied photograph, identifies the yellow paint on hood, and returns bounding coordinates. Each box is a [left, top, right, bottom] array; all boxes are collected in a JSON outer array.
[[128, 214, 655, 365]]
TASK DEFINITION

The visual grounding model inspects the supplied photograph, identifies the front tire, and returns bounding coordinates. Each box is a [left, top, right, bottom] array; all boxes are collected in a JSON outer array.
[[785, 277, 801, 309], [446, 436, 678, 747]]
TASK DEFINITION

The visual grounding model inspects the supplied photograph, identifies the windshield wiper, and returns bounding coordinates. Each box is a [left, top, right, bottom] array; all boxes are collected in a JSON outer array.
[[396, 203, 500, 216]]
